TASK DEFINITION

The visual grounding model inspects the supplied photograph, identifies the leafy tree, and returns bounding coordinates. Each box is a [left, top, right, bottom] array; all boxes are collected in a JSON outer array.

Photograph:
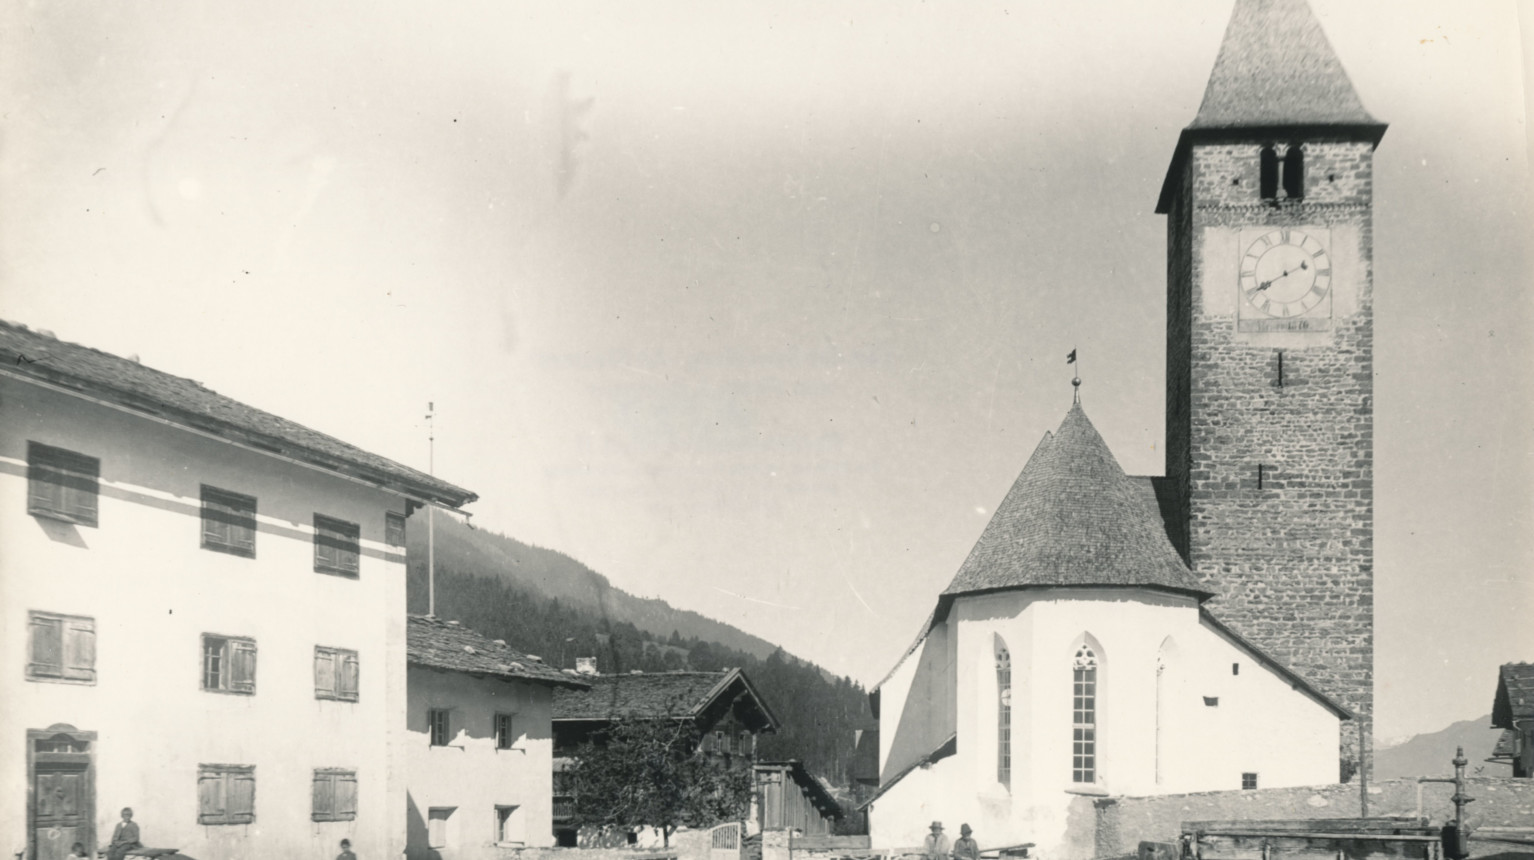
[[567, 716, 752, 846]]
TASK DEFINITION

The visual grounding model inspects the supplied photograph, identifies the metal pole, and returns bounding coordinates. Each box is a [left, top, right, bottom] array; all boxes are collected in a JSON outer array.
[[427, 402, 435, 618], [1360, 721, 1369, 818]]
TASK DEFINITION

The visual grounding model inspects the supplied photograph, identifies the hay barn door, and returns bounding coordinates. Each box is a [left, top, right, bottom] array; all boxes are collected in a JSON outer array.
[[29, 726, 96, 860], [710, 822, 742, 860]]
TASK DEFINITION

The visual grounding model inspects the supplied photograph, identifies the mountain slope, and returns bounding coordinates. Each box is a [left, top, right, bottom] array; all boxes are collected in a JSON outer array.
[[1373, 715, 1507, 780]]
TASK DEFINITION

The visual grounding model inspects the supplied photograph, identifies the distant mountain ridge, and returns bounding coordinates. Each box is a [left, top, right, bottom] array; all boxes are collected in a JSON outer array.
[[420, 514, 784, 662], [1373, 714, 1506, 780]]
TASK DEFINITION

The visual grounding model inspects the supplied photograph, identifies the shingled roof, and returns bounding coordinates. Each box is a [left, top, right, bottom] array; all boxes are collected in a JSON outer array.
[[1492, 662, 1534, 729], [553, 669, 779, 733], [0, 319, 475, 508], [1155, 0, 1387, 214], [1190, 0, 1377, 130], [407, 615, 589, 688], [940, 403, 1210, 601]]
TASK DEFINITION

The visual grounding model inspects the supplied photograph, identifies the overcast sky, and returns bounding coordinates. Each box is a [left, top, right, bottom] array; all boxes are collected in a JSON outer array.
[[3, 0, 1530, 743]]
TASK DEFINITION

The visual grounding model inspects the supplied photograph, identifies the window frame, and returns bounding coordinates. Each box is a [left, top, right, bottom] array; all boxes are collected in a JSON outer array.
[[313, 514, 361, 577], [428, 807, 455, 849], [27, 441, 100, 527], [996, 646, 1012, 787], [494, 712, 516, 750], [1072, 644, 1098, 785], [1241, 772, 1259, 791], [428, 708, 451, 747], [202, 634, 257, 695], [385, 511, 407, 548], [26, 610, 96, 685], [201, 485, 257, 558], [496, 804, 524, 846], [311, 768, 358, 822], [314, 646, 360, 702], [198, 764, 256, 825]]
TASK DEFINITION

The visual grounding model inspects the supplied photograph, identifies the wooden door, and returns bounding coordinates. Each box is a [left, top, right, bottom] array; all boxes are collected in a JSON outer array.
[[29, 726, 95, 860]]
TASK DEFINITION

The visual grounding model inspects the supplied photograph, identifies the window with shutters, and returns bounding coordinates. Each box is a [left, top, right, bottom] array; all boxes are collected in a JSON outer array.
[[497, 805, 525, 845], [428, 807, 456, 849], [201, 485, 257, 558], [198, 764, 256, 825], [311, 768, 358, 822], [385, 512, 407, 548], [314, 646, 359, 701], [27, 442, 100, 527], [26, 611, 96, 684], [495, 713, 516, 750], [429, 709, 450, 746], [314, 514, 361, 577], [202, 634, 257, 694]]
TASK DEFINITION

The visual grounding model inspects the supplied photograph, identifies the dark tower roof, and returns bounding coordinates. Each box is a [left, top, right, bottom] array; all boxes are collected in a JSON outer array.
[[1156, 0, 1387, 213], [940, 404, 1211, 601], [1191, 0, 1377, 129]]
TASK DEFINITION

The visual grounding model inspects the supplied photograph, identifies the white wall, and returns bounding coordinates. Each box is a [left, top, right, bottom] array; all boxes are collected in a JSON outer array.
[[405, 665, 557, 860], [0, 376, 411, 860], [869, 588, 1342, 860]]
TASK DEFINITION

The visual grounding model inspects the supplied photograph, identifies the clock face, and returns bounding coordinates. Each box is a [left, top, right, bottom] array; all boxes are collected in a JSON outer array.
[[1239, 228, 1332, 318]]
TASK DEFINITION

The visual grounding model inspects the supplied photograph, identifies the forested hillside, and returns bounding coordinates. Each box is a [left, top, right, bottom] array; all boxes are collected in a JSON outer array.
[[405, 515, 873, 785]]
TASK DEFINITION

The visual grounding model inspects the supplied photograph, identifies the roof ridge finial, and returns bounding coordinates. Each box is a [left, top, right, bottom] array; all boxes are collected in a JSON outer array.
[[1067, 347, 1081, 404]]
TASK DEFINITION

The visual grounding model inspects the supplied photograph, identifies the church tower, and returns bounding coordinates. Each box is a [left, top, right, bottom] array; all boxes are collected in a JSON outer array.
[[1158, 0, 1385, 777]]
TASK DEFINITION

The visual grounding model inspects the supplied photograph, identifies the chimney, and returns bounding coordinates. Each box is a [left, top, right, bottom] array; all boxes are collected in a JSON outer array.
[[575, 657, 598, 676]]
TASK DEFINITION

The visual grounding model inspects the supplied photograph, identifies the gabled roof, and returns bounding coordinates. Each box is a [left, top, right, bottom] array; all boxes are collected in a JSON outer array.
[[940, 403, 1210, 601], [0, 319, 475, 508], [553, 669, 780, 733], [1155, 0, 1387, 214], [1492, 662, 1534, 729], [1190, 0, 1377, 130], [407, 616, 588, 688]]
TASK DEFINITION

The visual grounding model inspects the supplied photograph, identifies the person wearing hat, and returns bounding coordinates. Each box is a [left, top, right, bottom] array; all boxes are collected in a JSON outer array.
[[924, 821, 951, 860], [952, 824, 979, 860]]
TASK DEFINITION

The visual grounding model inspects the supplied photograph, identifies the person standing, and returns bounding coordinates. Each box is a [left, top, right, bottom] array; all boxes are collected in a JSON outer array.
[[105, 808, 141, 860], [952, 824, 979, 860], [924, 822, 951, 860], [336, 838, 356, 860]]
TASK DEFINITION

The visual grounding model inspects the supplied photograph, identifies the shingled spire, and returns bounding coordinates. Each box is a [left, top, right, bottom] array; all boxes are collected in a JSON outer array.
[[1191, 0, 1377, 129]]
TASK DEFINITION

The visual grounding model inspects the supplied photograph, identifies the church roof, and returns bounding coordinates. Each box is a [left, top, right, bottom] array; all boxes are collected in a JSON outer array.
[[1189, 0, 1378, 130], [940, 403, 1210, 601]]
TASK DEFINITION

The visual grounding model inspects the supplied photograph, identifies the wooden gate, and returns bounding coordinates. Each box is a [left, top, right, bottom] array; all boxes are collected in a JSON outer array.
[[710, 822, 742, 860]]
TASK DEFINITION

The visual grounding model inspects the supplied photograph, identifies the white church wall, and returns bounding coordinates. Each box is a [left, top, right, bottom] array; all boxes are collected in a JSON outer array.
[[876, 617, 957, 791], [865, 751, 967, 850]]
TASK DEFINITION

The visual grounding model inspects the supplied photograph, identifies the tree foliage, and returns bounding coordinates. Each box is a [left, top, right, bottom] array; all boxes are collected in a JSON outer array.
[[567, 717, 753, 846]]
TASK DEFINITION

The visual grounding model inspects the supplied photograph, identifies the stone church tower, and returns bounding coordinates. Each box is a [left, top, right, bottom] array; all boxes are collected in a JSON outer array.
[[1157, 0, 1385, 776]]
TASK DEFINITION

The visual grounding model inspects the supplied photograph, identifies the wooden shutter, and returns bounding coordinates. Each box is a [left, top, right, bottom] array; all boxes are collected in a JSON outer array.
[[62, 618, 96, 682], [312, 771, 334, 820], [335, 771, 358, 820], [228, 769, 256, 823], [339, 652, 359, 700], [202, 494, 230, 547], [29, 614, 63, 678], [314, 648, 336, 697], [338, 520, 359, 574], [27, 453, 66, 517], [230, 639, 257, 693], [198, 770, 226, 824], [315, 517, 339, 570]]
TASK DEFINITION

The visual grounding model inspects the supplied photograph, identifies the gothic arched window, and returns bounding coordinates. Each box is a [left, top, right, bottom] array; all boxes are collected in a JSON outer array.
[[1259, 145, 1279, 199], [1283, 144, 1305, 199], [1072, 644, 1098, 784], [996, 645, 1012, 787]]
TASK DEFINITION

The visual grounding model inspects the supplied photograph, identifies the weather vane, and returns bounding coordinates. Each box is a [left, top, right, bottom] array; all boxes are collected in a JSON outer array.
[[1068, 348, 1081, 403]]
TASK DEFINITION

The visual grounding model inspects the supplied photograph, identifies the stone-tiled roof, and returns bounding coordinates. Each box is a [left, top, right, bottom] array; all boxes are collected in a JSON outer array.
[[1189, 0, 1378, 130], [1492, 662, 1534, 729], [941, 404, 1211, 600], [0, 319, 475, 507], [407, 616, 588, 688], [553, 669, 779, 732]]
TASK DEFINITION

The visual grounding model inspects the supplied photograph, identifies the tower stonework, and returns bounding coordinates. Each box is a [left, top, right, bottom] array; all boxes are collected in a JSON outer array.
[[1159, 0, 1385, 778]]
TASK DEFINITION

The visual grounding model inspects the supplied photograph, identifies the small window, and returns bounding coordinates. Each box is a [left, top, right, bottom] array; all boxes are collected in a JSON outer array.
[[496, 805, 524, 845], [428, 807, 455, 849], [314, 514, 361, 577], [315, 646, 360, 701], [1259, 145, 1279, 199], [428, 709, 450, 746], [1232, 663, 1240, 676], [1203, 696, 1220, 707], [495, 713, 515, 750], [1242, 772, 1259, 790], [203, 634, 257, 694], [27, 611, 96, 684], [198, 764, 256, 825], [312, 769, 358, 822], [201, 486, 257, 557], [27, 442, 100, 527], [385, 512, 407, 548], [1282, 146, 1304, 199]]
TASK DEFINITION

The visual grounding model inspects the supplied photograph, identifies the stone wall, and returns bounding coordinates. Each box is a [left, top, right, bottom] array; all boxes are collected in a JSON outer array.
[[1088, 778, 1534, 858], [1165, 135, 1378, 775]]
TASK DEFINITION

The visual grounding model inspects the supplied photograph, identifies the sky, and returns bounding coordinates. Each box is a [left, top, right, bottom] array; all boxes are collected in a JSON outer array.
[[2, 0, 1530, 744]]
